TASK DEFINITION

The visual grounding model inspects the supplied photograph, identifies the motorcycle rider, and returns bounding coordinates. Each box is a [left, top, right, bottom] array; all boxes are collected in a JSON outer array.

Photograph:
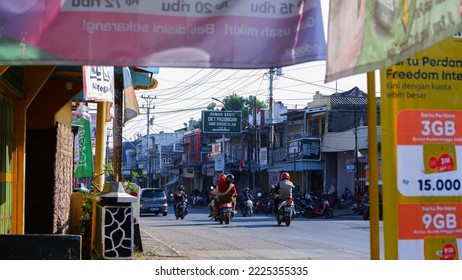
[[208, 186, 216, 217], [209, 174, 226, 217], [173, 185, 187, 214], [214, 173, 237, 215], [274, 172, 295, 215], [240, 187, 254, 211]]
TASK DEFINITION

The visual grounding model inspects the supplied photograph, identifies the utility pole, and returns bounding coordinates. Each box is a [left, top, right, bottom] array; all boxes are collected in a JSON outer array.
[[354, 103, 359, 192], [106, 127, 112, 164], [140, 95, 156, 188], [113, 71, 124, 182], [268, 68, 275, 166]]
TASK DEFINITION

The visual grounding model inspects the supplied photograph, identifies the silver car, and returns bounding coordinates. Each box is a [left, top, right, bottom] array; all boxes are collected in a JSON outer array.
[[139, 188, 168, 216]]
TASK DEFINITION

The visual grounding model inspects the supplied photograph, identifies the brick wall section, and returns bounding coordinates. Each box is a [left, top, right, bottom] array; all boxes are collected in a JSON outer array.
[[53, 123, 74, 234]]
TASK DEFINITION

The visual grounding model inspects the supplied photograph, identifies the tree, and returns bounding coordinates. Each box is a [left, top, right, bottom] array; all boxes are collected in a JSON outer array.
[[214, 93, 268, 121]]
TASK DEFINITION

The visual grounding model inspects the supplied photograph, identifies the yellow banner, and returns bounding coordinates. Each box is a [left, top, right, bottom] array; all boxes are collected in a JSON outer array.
[[381, 35, 462, 259]]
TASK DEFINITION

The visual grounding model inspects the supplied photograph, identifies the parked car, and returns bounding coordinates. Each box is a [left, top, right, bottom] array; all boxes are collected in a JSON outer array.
[[139, 188, 168, 216]]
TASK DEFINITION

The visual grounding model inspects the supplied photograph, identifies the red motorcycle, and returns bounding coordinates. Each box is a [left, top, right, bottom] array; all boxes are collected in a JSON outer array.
[[304, 193, 334, 219], [276, 198, 295, 226], [214, 201, 234, 224]]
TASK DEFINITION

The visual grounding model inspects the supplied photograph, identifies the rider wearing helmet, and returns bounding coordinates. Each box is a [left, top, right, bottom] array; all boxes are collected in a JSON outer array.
[[208, 186, 216, 217], [274, 172, 295, 215], [269, 185, 276, 197], [173, 185, 187, 214], [240, 187, 254, 210], [213, 173, 238, 215]]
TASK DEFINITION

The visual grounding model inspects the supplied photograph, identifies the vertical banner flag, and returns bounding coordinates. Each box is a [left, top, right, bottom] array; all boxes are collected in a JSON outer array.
[[381, 35, 462, 260], [0, 0, 325, 68], [73, 120, 94, 178], [123, 67, 139, 124], [83, 66, 114, 102], [326, 0, 462, 82]]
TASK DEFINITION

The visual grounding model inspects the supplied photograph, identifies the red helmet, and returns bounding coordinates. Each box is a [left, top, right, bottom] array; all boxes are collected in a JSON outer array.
[[281, 172, 290, 180], [218, 174, 226, 184]]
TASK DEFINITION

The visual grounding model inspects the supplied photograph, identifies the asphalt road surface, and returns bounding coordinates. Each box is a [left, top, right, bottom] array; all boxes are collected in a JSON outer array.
[[136, 205, 384, 260]]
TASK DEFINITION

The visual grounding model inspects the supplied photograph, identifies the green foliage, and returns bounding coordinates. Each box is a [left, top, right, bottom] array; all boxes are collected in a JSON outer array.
[[79, 191, 93, 236], [123, 170, 142, 194], [208, 94, 268, 121]]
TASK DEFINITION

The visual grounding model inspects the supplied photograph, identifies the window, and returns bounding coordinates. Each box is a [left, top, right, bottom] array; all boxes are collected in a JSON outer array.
[[141, 189, 166, 198]]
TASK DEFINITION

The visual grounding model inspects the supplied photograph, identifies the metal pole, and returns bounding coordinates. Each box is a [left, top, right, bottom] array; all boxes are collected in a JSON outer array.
[[367, 71, 380, 260], [140, 95, 156, 188], [113, 71, 124, 182], [268, 68, 275, 166], [222, 133, 226, 173]]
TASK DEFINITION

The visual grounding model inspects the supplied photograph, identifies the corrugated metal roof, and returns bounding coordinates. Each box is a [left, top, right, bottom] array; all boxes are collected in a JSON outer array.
[[330, 96, 380, 106]]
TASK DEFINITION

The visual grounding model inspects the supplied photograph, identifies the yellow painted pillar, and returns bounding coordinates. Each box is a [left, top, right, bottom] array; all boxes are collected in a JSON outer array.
[[90, 101, 107, 253], [12, 66, 55, 233]]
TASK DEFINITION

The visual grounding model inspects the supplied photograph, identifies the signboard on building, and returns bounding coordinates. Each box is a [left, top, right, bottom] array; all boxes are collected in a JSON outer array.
[[202, 111, 242, 133], [214, 155, 225, 172], [182, 167, 195, 178], [301, 138, 321, 161], [260, 147, 268, 166], [290, 138, 322, 161], [200, 145, 212, 153]]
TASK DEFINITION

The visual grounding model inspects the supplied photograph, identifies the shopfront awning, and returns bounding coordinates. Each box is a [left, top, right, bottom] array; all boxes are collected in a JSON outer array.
[[267, 161, 324, 173]]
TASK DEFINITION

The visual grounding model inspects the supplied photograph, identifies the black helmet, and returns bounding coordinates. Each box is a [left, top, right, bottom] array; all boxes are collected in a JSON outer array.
[[226, 174, 235, 182], [178, 185, 184, 191], [244, 187, 249, 192]]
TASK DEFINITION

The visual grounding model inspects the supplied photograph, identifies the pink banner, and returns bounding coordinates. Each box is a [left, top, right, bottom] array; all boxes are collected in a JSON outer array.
[[0, 0, 326, 68]]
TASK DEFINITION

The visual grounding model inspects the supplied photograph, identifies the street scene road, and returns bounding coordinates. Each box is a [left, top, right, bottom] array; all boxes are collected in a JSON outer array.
[[137, 205, 384, 260]]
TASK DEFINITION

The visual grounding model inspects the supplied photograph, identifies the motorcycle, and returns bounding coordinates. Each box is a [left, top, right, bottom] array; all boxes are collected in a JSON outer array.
[[192, 194, 206, 207], [214, 201, 234, 224], [304, 194, 334, 219], [240, 197, 254, 217], [276, 198, 295, 226], [361, 195, 383, 220], [253, 193, 268, 214], [265, 198, 274, 216], [175, 198, 188, 220]]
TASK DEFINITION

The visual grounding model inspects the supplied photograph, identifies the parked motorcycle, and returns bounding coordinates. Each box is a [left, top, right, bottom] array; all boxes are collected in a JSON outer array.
[[361, 195, 383, 220], [276, 198, 295, 226], [192, 194, 206, 208], [175, 197, 188, 220], [214, 201, 234, 224], [240, 198, 254, 217], [304, 193, 334, 219], [265, 198, 274, 216]]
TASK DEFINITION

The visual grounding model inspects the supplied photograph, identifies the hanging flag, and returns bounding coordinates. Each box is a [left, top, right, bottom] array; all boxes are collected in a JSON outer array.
[[123, 67, 139, 125], [239, 155, 244, 171], [325, 0, 462, 83], [73, 120, 93, 178]]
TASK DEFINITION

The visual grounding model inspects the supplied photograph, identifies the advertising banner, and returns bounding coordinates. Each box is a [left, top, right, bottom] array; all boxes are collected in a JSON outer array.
[[83, 66, 114, 102], [326, 0, 462, 83], [381, 35, 462, 259], [73, 120, 94, 178], [0, 0, 325, 68]]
